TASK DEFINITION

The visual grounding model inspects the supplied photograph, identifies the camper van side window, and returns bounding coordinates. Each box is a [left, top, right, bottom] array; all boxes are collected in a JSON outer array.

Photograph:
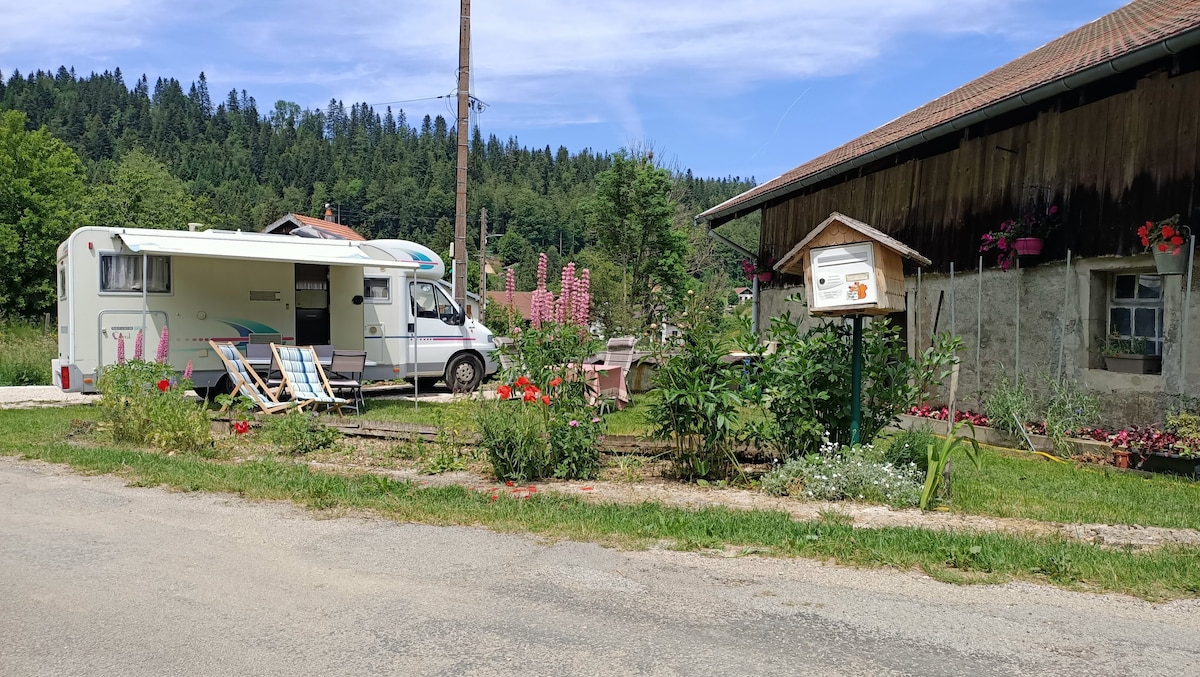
[[99, 254, 171, 293], [58, 263, 67, 300], [363, 277, 390, 303]]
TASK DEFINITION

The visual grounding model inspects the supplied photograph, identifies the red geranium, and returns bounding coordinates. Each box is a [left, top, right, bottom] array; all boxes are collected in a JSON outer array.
[[523, 389, 537, 403], [497, 384, 512, 400], [233, 420, 250, 435], [157, 379, 170, 392], [1138, 216, 1190, 256]]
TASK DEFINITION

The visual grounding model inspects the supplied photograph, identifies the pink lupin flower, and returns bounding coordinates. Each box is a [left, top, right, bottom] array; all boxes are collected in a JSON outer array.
[[505, 267, 515, 308], [133, 330, 144, 361], [155, 325, 169, 363], [116, 333, 126, 364], [183, 360, 193, 380], [575, 269, 590, 326]]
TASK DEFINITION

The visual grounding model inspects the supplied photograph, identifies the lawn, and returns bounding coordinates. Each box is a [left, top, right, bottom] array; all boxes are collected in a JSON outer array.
[[2, 405, 1199, 600]]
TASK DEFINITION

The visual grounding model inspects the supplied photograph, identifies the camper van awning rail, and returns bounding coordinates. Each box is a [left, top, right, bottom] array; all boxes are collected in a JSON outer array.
[[117, 231, 419, 270]]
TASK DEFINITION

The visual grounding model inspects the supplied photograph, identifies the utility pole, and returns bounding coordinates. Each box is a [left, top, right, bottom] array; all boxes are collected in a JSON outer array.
[[479, 207, 488, 321], [452, 0, 471, 308]]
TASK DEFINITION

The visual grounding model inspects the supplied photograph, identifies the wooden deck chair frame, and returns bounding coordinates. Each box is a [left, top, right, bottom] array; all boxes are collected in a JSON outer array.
[[269, 343, 349, 416], [208, 341, 298, 415]]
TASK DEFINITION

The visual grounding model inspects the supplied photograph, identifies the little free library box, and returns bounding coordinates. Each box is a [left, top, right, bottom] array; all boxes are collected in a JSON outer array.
[[774, 211, 931, 317]]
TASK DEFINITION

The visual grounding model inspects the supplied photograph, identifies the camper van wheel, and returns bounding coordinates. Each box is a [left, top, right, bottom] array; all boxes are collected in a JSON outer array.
[[445, 353, 483, 393]]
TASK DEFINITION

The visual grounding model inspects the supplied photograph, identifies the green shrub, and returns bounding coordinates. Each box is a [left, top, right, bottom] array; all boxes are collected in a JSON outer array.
[[548, 413, 602, 480], [984, 375, 1034, 438], [261, 410, 341, 455], [0, 319, 56, 386], [1041, 376, 1099, 456], [476, 400, 553, 481], [884, 425, 940, 469], [97, 360, 211, 454]]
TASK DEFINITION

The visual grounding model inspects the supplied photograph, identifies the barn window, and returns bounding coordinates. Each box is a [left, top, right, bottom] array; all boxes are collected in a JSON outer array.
[[1108, 273, 1163, 355]]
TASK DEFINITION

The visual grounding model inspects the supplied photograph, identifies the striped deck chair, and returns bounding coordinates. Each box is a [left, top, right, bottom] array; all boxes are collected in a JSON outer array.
[[270, 344, 349, 416], [209, 341, 298, 415]]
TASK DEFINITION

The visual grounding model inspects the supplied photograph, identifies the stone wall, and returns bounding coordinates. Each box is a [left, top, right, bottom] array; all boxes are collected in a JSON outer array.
[[756, 255, 1199, 427]]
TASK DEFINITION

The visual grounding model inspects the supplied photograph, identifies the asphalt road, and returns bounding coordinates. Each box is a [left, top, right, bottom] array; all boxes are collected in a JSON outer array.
[[2, 456, 1198, 676]]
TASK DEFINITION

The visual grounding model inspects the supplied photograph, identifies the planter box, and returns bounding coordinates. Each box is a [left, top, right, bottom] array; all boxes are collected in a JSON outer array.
[[1103, 354, 1161, 374], [1128, 451, 1200, 478], [891, 413, 1111, 457]]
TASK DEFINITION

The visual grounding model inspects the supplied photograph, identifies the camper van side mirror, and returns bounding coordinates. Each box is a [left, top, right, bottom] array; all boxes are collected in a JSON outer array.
[[448, 309, 465, 326]]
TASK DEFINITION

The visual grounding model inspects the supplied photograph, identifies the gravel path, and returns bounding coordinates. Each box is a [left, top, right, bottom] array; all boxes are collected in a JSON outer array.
[[0, 386, 98, 408], [3, 455, 1198, 676]]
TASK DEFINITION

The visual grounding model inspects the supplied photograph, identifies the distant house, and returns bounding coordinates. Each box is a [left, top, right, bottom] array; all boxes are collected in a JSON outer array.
[[734, 287, 753, 305], [698, 0, 1200, 425], [264, 206, 365, 241], [486, 291, 536, 321]]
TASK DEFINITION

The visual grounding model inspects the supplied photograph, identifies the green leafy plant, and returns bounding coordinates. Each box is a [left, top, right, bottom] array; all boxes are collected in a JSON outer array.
[[884, 425, 941, 469], [761, 441, 924, 507], [919, 420, 981, 511], [1041, 375, 1099, 457], [548, 414, 603, 480], [261, 409, 341, 455], [476, 398, 553, 481], [984, 375, 1034, 438], [647, 291, 744, 481], [1102, 333, 1149, 357], [96, 360, 211, 454]]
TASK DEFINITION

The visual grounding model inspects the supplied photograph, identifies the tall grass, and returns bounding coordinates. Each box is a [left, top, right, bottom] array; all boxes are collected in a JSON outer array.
[[0, 318, 56, 386]]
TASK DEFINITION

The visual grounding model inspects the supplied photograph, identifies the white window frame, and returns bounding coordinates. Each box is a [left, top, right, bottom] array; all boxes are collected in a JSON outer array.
[[363, 276, 390, 303], [58, 262, 68, 300], [98, 253, 173, 295], [1107, 272, 1163, 355]]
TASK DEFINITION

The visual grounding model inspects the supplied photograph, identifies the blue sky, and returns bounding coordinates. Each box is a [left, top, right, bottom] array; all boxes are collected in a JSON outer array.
[[3, 0, 1127, 183]]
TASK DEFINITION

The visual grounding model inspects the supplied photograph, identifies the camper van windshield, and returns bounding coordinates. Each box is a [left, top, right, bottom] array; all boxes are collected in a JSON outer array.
[[100, 254, 171, 293]]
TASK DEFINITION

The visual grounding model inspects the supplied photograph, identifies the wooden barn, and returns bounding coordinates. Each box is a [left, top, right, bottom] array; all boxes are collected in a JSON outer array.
[[697, 0, 1200, 425]]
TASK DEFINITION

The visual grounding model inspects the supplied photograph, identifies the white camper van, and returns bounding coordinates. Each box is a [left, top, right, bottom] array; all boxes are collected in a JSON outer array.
[[53, 227, 499, 394]]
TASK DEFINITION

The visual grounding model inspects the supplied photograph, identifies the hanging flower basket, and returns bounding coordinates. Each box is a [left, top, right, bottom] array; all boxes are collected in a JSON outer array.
[[1013, 237, 1044, 256], [1153, 249, 1189, 275]]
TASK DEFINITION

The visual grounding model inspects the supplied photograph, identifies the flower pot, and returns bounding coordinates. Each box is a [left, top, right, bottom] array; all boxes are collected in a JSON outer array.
[[1153, 249, 1188, 275], [1112, 450, 1131, 469], [1102, 354, 1161, 374], [1013, 237, 1044, 256], [756, 272, 773, 283]]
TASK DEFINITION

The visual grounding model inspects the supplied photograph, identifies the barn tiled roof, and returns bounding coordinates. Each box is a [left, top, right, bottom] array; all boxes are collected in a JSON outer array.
[[699, 0, 1200, 224], [486, 291, 536, 320]]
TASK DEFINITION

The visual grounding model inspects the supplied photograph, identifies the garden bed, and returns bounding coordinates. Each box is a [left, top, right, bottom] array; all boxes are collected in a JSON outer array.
[[893, 413, 1113, 459]]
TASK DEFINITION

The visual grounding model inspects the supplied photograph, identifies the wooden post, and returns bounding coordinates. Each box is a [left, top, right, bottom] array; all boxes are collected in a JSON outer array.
[[479, 207, 487, 322], [452, 0, 471, 308]]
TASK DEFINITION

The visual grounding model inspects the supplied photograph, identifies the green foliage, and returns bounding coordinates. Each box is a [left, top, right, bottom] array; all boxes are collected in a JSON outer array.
[[96, 360, 210, 454], [884, 425, 941, 469], [0, 110, 86, 317], [585, 150, 688, 332], [647, 291, 743, 481], [261, 409, 341, 455], [984, 376, 1034, 438], [86, 148, 211, 229], [1041, 376, 1099, 456], [920, 421, 982, 511], [498, 322, 600, 412], [548, 414, 603, 480], [755, 318, 961, 455], [0, 318, 56, 385], [761, 442, 924, 507], [475, 400, 554, 482]]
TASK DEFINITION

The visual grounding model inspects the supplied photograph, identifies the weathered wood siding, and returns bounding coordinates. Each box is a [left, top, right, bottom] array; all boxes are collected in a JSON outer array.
[[762, 59, 1200, 274]]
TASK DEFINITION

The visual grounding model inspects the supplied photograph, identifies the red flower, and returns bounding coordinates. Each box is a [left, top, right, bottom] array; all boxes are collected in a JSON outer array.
[[515, 376, 531, 387], [549, 377, 562, 387], [157, 379, 170, 392], [233, 420, 249, 435], [497, 384, 511, 400], [1159, 243, 1169, 252], [1171, 236, 1185, 247], [541, 395, 551, 406], [524, 384, 540, 394], [1162, 225, 1176, 239], [523, 390, 537, 403]]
